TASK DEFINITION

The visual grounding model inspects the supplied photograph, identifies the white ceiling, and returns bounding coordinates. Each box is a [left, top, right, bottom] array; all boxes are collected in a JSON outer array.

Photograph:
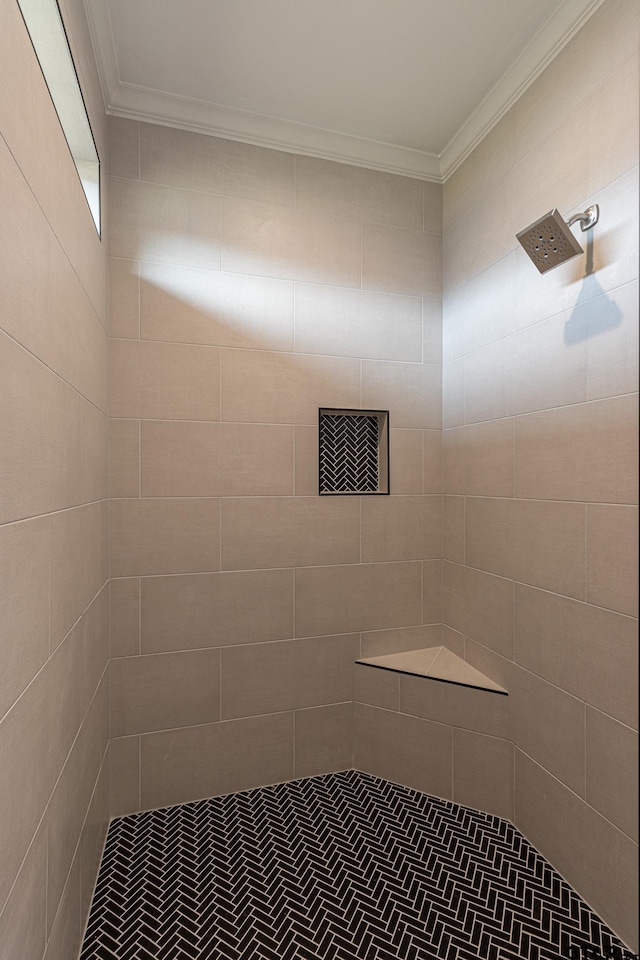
[[84, 0, 604, 181]]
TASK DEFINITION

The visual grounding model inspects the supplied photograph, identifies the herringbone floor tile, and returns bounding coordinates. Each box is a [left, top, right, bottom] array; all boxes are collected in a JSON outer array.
[[80, 770, 627, 959]]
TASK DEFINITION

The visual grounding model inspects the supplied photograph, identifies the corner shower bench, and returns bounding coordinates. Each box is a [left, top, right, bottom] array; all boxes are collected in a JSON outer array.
[[355, 645, 507, 695]]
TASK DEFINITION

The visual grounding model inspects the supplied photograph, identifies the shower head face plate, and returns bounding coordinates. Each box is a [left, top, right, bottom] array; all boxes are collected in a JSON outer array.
[[516, 209, 584, 274]]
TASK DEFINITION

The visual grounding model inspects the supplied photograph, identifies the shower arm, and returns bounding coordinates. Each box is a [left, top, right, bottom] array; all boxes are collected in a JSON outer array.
[[565, 204, 599, 232]]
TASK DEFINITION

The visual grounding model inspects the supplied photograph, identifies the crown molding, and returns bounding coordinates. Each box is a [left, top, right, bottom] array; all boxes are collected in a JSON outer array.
[[107, 82, 443, 181], [438, 0, 606, 180], [85, 0, 604, 184], [83, 0, 119, 106]]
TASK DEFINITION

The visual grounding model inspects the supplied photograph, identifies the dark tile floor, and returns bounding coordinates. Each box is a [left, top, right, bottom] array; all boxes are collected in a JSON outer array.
[[80, 770, 627, 959]]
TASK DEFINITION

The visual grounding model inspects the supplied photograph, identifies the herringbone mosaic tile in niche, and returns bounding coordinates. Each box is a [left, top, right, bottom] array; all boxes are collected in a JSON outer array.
[[81, 770, 627, 960], [319, 411, 386, 494]]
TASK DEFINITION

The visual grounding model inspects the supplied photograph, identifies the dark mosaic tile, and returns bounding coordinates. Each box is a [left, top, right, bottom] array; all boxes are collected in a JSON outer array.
[[81, 770, 627, 960]]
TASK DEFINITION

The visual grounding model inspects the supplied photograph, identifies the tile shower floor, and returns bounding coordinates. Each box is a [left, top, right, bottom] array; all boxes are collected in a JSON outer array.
[[80, 770, 626, 960]]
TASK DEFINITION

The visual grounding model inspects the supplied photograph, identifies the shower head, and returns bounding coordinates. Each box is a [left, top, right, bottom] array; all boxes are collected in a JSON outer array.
[[516, 204, 599, 274]]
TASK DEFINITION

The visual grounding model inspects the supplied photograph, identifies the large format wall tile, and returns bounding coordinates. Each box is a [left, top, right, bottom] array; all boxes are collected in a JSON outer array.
[[514, 584, 638, 729], [466, 498, 586, 600], [110, 499, 221, 576], [141, 569, 293, 652], [389, 430, 423, 495], [587, 52, 639, 196], [293, 703, 353, 778], [295, 156, 424, 228], [453, 730, 513, 820], [422, 299, 443, 363], [586, 504, 639, 617], [111, 649, 221, 737], [220, 634, 359, 719], [353, 703, 452, 798], [361, 360, 441, 428], [140, 421, 294, 498], [509, 665, 586, 796], [140, 123, 295, 206], [108, 117, 139, 180], [47, 237, 109, 413], [110, 579, 140, 658], [140, 263, 294, 352], [50, 502, 109, 650], [221, 198, 361, 286], [354, 664, 400, 711], [443, 419, 515, 497], [221, 349, 360, 425], [0, 0, 109, 953], [0, 331, 81, 524], [586, 279, 639, 401], [110, 737, 140, 818], [106, 111, 444, 831], [361, 495, 441, 562], [221, 497, 360, 569], [400, 674, 509, 739], [109, 258, 140, 339], [109, 177, 221, 268], [46, 685, 107, 929], [0, 136, 49, 363], [514, 395, 638, 503], [515, 751, 638, 950], [441, 9, 638, 948], [109, 419, 139, 498], [443, 562, 514, 659], [586, 706, 638, 841], [465, 311, 588, 424], [111, 339, 220, 421], [443, 497, 464, 564], [0, 824, 47, 960], [140, 713, 295, 810], [294, 284, 422, 362], [295, 562, 422, 637], [362, 223, 441, 297], [0, 517, 49, 719], [80, 401, 109, 503]]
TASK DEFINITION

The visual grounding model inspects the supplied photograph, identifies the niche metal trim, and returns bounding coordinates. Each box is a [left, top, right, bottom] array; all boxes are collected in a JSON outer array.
[[318, 408, 389, 495]]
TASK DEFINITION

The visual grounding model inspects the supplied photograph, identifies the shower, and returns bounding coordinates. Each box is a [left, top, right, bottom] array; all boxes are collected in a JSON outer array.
[[517, 204, 600, 273]]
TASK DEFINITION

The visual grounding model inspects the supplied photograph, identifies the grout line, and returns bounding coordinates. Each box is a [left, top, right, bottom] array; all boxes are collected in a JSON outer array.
[[0, 655, 110, 920], [583, 702, 588, 803], [584, 502, 589, 603], [137, 577, 141, 656], [136, 258, 141, 338], [292, 425, 296, 496], [0, 325, 109, 418], [291, 568, 296, 640], [47, 516, 52, 655], [451, 726, 455, 802], [218, 348, 223, 425], [138, 419, 141, 498], [292, 709, 296, 776]]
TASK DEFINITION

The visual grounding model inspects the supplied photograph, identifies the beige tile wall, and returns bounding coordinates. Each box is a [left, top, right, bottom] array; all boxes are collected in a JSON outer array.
[[0, 0, 109, 956], [442, 0, 639, 947], [108, 117, 444, 816]]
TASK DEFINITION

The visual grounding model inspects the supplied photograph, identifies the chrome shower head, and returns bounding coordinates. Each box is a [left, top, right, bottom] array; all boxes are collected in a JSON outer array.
[[516, 204, 599, 274]]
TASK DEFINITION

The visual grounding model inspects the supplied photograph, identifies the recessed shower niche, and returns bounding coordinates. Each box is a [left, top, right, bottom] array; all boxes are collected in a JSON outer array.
[[318, 408, 389, 495]]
